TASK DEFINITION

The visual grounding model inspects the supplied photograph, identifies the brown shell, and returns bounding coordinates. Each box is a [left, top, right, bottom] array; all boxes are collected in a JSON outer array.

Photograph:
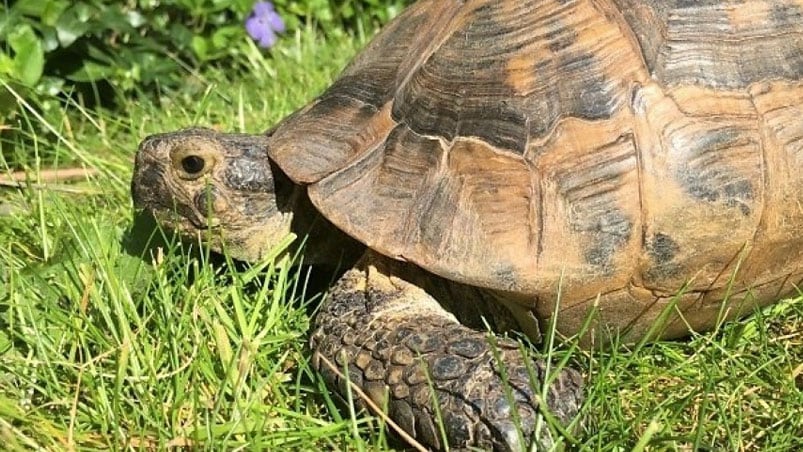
[[269, 0, 803, 338]]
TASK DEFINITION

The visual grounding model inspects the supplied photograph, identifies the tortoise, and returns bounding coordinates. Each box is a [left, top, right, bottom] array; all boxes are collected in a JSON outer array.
[[131, 0, 803, 449]]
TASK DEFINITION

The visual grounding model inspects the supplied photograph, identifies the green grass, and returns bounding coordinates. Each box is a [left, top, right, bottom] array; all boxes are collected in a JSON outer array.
[[1, 25, 802, 451]]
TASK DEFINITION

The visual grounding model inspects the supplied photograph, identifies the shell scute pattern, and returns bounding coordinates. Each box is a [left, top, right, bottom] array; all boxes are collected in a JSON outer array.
[[268, 0, 803, 339]]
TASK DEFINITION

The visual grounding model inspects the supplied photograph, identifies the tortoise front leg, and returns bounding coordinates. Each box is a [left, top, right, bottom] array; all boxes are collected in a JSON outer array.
[[311, 252, 583, 451]]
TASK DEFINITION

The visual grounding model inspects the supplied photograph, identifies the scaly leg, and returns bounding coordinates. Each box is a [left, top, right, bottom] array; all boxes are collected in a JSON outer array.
[[311, 252, 583, 451]]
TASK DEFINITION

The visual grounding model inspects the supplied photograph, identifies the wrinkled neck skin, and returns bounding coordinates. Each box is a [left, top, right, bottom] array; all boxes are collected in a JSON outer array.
[[281, 181, 365, 268]]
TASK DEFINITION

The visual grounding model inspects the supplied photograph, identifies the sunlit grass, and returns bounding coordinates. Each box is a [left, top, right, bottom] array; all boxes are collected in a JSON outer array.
[[1, 22, 801, 451]]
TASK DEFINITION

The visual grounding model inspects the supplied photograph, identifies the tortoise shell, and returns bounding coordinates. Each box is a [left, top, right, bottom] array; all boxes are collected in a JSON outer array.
[[268, 0, 803, 339]]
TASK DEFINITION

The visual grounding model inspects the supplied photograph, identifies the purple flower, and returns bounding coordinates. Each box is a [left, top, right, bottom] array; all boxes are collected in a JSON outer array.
[[245, 2, 285, 48]]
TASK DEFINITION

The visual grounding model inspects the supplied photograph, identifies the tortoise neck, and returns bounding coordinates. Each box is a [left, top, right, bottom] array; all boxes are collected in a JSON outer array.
[[281, 183, 364, 267]]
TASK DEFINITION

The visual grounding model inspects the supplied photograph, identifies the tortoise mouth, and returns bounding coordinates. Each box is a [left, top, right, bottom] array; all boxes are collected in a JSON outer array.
[[152, 207, 221, 233], [132, 167, 221, 233], [133, 193, 222, 241]]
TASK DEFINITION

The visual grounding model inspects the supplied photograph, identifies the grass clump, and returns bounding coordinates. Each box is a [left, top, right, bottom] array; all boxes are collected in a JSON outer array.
[[1, 25, 391, 450], [583, 298, 802, 450], [1, 19, 801, 452]]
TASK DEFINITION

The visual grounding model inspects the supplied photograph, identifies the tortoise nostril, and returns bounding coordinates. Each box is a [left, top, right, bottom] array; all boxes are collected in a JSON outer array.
[[181, 155, 206, 175]]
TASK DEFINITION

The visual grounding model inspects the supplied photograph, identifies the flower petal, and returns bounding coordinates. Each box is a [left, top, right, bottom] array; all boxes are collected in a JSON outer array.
[[252, 1, 275, 16], [245, 16, 266, 40], [258, 29, 278, 48], [266, 12, 285, 33]]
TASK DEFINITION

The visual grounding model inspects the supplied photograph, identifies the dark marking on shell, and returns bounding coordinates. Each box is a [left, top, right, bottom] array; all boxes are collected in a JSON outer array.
[[456, 102, 529, 155], [565, 53, 618, 121], [523, 51, 620, 137], [580, 209, 633, 271], [315, 6, 425, 110], [683, 175, 754, 206], [321, 75, 390, 111], [394, 1, 624, 155], [771, 2, 803, 28], [673, 0, 721, 7], [304, 94, 378, 125], [492, 265, 519, 291], [724, 181, 754, 215], [545, 19, 578, 53], [391, 1, 530, 152], [647, 233, 679, 265], [644, 233, 682, 281], [554, 137, 638, 272], [613, 0, 803, 88], [417, 179, 458, 248], [675, 127, 756, 215]]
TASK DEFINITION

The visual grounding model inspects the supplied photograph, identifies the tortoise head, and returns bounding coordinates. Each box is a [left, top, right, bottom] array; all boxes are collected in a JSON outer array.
[[131, 127, 294, 262]]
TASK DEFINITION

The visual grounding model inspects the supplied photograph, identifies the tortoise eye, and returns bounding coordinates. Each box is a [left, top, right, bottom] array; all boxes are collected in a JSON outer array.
[[170, 140, 217, 180], [181, 155, 206, 175]]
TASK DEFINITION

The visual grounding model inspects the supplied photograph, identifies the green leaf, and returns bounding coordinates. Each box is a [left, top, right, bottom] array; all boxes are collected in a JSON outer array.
[[9, 1, 46, 18], [0, 8, 22, 39], [8, 25, 45, 86], [38, 26, 60, 52], [0, 52, 15, 75], [41, 0, 70, 27], [192, 36, 209, 61], [55, 5, 92, 47], [97, 4, 138, 33], [211, 25, 241, 49]]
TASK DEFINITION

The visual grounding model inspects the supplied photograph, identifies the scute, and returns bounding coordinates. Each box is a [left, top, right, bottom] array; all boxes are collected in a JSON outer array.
[[611, 0, 803, 88], [392, 0, 647, 153], [267, 0, 458, 184], [308, 129, 538, 292]]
